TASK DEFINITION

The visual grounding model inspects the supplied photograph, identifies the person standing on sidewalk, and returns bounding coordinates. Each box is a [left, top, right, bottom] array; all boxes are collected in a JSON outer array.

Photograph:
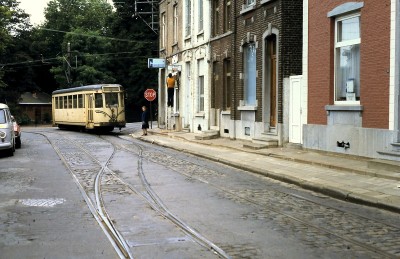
[[141, 106, 149, 136], [166, 73, 176, 107]]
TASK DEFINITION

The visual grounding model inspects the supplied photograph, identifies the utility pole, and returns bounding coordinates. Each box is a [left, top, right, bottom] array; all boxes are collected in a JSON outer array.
[[67, 42, 71, 87]]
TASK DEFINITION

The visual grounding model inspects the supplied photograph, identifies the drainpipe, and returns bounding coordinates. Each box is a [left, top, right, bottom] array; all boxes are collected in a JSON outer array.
[[232, 0, 237, 140]]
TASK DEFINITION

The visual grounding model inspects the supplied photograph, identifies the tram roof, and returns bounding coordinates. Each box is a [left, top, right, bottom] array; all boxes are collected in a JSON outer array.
[[52, 84, 122, 95]]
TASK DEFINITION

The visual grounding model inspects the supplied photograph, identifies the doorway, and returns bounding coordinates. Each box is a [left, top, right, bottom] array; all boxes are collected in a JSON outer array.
[[265, 34, 277, 130]]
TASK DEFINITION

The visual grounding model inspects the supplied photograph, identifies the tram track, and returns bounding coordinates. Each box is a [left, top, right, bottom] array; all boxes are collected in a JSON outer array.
[[29, 131, 133, 259], [118, 134, 400, 259], [25, 128, 400, 258], [30, 130, 230, 259]]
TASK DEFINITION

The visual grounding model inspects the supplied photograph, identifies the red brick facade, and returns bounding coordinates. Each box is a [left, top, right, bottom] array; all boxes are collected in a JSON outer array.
[[308, 0, 391, 129]]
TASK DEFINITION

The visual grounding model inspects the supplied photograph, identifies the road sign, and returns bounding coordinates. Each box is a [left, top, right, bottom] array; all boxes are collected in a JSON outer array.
[[144, 89, 156, 102], [148, 58, 166, 68]]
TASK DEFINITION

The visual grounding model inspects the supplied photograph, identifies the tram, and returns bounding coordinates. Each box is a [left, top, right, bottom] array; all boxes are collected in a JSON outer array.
[[52, 84, 126, 131]]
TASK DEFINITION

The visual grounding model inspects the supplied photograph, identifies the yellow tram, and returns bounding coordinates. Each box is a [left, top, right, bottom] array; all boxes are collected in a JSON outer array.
[[52, 84, 126, 131]]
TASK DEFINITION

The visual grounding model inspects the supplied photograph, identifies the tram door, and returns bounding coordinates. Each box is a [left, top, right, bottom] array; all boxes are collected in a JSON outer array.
[[86, 94, 94, 128]]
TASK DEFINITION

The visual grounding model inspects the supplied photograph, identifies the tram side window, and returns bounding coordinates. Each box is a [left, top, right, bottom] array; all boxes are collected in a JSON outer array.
[[64, 96, 68, 109], [78, 94, 83, 108], [68, 96, 73, 108], [105, 93, 118, 107], [71, 95, 75, 108], [120, 93, 125, 107], [55, 97, 58, 109], [95, 93, 103, 108]]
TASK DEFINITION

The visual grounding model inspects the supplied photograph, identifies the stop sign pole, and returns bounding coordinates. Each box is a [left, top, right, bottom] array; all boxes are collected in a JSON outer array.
[[144, 89, 156, 129]]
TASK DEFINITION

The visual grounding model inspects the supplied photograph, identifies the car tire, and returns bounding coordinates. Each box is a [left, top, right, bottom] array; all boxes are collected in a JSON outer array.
[[15, 137, 21, 149]]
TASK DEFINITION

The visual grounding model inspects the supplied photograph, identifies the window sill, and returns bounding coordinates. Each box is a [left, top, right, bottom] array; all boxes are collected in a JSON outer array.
[[240, 4, 256, 15], [238, 105, 258, 111], [260, 0, 273, 5], [195, 112, 205, 118], [325, 104, 363, 111], [221, 110, 231, 115], [197, 30, 204, 37]]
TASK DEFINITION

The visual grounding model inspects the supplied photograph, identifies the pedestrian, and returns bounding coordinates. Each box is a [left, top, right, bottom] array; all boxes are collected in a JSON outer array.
[[141, 106, 149, 136], [166, 73, 175, 107]]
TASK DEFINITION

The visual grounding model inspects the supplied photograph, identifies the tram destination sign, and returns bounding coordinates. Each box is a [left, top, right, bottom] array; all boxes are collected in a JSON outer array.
[[148, 58, 166, 68], [144, 89, 156, 102]]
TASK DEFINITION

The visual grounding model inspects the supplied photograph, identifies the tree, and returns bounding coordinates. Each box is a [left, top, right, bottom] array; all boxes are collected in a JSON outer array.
[[0, 0, 32, 105], [106, 0, 159, 121], [36, 0, 114, 88]]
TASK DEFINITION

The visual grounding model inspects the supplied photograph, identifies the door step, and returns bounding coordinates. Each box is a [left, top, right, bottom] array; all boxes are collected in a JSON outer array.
[[194, 130, 220, 140], [251, 137, 279, 148]]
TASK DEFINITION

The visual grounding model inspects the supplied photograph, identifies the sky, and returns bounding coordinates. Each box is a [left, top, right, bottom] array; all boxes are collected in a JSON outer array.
[[18, 0, 51, 25], [18, 0, 114, 26]]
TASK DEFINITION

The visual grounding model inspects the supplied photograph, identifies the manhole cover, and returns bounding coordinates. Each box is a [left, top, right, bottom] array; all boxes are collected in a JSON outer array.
[[19, 198, 66, 207]]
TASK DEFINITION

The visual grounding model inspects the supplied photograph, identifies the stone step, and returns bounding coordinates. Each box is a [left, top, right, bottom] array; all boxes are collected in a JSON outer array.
[[194, 130, 220, 140], [243, 143, 269, 150], [368, 158, 400, 173], [252, 137, 278, 147]]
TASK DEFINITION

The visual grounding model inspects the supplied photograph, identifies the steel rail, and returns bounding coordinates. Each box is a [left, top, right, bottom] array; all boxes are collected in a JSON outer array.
[[105, 135, 231, 259], [28, 131, 131, 259]]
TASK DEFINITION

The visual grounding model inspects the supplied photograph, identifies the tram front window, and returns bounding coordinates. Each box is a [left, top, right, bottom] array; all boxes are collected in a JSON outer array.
[[105, 93, 119, 107]]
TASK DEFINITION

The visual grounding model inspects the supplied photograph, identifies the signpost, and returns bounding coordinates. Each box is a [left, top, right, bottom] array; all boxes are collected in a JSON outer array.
[[148, 58, 166, 69], [144, 89, 157, 128], [144, 89, 156, 102]]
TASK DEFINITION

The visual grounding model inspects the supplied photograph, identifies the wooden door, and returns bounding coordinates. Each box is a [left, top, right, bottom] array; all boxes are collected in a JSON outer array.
[[268, 35, 277, 127]]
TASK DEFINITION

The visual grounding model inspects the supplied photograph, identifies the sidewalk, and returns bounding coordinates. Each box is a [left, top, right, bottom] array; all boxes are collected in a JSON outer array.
[[131, 127, 400, 213]]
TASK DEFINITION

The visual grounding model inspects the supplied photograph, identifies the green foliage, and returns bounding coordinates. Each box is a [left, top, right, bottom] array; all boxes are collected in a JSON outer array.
[[1, 0, 159, 122], [0, 0, 32, 104]]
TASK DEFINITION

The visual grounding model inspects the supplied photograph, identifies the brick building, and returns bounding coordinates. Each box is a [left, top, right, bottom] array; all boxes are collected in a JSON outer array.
[[223, 0, 302, 144], [303, 0, 400, 160], [210, 0, 234, 132]]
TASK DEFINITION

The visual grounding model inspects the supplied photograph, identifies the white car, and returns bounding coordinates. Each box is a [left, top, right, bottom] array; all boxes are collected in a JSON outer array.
[[0, 103, 15, 156]]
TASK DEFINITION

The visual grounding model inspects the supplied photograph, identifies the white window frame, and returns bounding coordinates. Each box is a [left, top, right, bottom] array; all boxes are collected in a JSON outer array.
[[244, 42, 257, 106], [185, 0, 191, 37], [197, 59, 205, 112], [173, 5, 178, 43], [334, 13, 361, 105], [161, 13, 166, 48], [246, 0, 255, 7], [198, 0, 204, 32]]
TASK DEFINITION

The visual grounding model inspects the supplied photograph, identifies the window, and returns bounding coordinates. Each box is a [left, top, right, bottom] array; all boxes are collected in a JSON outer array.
[[173, 5, 178, 43], [224, 58, 232, 109], [198, 59, 205, 112], [78, 94, 84, 108], [224, 0, 231, 32], [95, 93, 103, 108], [71, 95, 76, 108], [105, 93, 119, 107], [0, 110, 5, 123], [198, 0, 203, 32], [335, 14, 360, 103], [244, 43, 257, 106], [161, 13, 166, 48], [185, 0, 191, 37], [68, 95, 72, 108], [199, 76, 205, 112], [213, 0, 219, 36], [246, 0, 255, 7]]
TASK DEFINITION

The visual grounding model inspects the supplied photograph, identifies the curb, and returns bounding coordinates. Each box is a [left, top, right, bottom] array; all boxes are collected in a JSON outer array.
[[136, 133, 400, 214]]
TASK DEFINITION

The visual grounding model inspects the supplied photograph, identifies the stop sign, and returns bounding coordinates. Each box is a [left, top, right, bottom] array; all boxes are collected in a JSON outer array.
[[144, 89, 156, 101]]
